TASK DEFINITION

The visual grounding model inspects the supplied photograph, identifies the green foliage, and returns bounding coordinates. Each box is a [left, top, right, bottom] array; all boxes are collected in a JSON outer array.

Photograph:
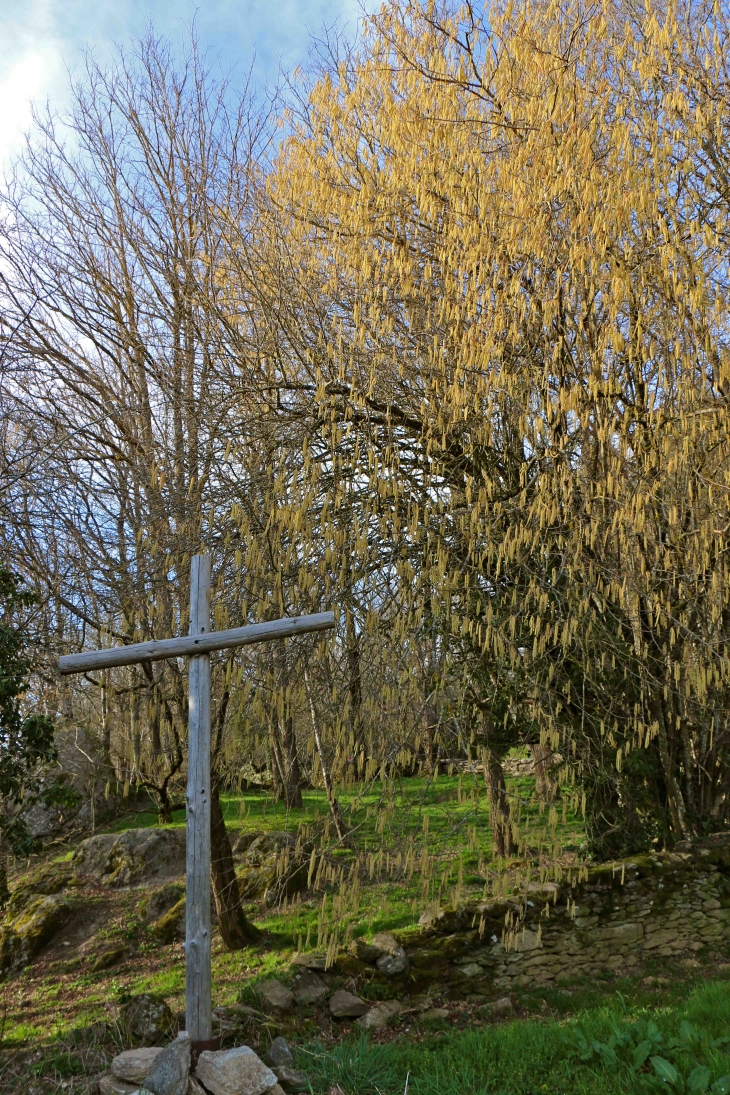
[[0, 565, 67, 855], [565, 1016, 730, 1094]]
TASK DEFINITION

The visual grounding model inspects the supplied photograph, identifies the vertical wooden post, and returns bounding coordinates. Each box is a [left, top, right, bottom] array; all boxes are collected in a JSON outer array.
[[186, 554, 212, 1044]]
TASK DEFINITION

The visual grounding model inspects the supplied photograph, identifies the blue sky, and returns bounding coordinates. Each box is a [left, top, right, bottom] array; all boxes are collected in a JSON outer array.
[[0, 0, 374, 167]]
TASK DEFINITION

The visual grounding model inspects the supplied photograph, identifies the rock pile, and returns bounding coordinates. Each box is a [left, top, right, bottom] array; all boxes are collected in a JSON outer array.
[[99, 1035, 305, 1095]]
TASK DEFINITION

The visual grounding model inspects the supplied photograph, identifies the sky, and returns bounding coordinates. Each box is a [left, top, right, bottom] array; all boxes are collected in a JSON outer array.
[[0, 0, 372, 169]]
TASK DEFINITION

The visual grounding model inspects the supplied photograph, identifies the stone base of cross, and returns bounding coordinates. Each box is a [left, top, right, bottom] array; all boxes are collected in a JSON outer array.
[[60, 554, 334, 1048]]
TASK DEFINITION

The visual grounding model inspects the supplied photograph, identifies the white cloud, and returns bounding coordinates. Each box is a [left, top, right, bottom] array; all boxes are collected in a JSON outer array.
[[0, 0, 376, 172]]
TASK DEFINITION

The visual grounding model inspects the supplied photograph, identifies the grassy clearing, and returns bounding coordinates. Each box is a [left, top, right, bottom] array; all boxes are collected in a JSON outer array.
[[110, 766, 584, 945]]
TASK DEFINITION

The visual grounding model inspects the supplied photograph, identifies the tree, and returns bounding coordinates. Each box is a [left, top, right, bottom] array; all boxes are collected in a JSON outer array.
[[0, 35, 274, 942], [263, 0, 730, 852]]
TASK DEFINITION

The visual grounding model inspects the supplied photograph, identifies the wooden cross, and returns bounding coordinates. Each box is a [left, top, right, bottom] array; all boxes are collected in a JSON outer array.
[[59, 554, 334, 1048]]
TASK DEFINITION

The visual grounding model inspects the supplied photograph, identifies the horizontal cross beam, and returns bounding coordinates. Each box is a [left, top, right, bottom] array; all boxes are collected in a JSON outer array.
[[58, 611, 335, 675]]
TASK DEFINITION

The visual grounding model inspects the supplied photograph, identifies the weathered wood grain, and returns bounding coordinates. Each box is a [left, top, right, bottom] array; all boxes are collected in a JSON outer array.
[[58, 611, 335, 674], [185, 554, 212, 1042]]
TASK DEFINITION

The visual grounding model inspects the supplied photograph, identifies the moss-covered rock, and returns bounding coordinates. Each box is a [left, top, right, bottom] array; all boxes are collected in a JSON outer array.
[[243, 832, 297, 864], [5, 863, 73, 920], [90, 946, 127, 971], [139, 882, 185, 924], [0, 894, 73, 977], [73, 828, 185, 888], [119, 993, 175, 1044], [237, 851, 308, 907], [149, 896, 185, 944]]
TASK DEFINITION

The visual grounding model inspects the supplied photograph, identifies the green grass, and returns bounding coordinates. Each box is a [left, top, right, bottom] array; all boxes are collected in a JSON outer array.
[[102, 766, 584, 956], [297, 979, 730, 1095]]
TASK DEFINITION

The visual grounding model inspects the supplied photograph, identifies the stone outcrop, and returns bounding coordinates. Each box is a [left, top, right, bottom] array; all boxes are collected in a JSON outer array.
[[73, 828, 186, 887], [0, 894, 73, 977], [141, 883, 186, 924], [236, 833, 309, 909], [150, 897, 186, 944]]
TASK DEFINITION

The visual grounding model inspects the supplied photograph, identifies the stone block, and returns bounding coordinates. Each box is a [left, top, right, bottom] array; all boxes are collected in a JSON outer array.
[[511, 929, 542, 952], [597, 922, 643, 945], [329, 990, 369, 1018], [358, 1000, 401, 1031], [258, 980, 294, 1013], [99, 1074, 142, 1095], [376, 947, 408, 976], [144, 1035, 190, 1095], [291, 970, 328, 1006], [112, 1048, 165, 1083], [195, 1046, 276, 1095]]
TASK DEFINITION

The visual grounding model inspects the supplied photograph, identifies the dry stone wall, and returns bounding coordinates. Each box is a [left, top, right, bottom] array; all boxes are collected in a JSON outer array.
[[335, 835, 730, 996]]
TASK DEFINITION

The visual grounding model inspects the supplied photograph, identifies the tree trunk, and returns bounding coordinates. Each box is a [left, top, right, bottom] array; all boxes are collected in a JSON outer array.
[[210, 782, 260, 948], [346, 609, 363, 755], [131, 688, 141, 778], [0, 854, 9, 909], [269, 720, 286, 802], [101, 671, 112, 772], [423, 698, 438, 774], [482, 748, 515, 858], [305, 668, 346, 842], [278, 711, 303, 809], [156, 782, 174, 824], [532, 740, 556, 802]]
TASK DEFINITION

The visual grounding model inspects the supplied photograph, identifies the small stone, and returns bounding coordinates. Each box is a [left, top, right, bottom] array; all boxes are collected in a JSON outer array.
[[349, 938, 383, 963], [266, 1038, 294, 1068], [187, 1079, 207, 1095], [272, 1065, 309, 1092], [112, 1049, 165, 1083], [370, 931, 398, 955], [483, 996, 513, 1014], [195, 1046, 277, 1095], [326, 1088, 347, 1095], [99, 1074, 142, 1095], [290, 952, 327, 970], [258, 979, 295, 1013], [144, 1034, 191, 1095], [329, 990, 369, 1019], [375, 947, 408, 976], [358, 1000, 401, 1031], [420, 1008, 449, 1021], [457, 963, 483, 979], [265, 1088, 286, 1095], [291, 970, 328, 1006]]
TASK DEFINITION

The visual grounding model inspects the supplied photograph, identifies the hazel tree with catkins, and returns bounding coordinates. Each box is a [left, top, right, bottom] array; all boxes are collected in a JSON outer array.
[[261, 0, 730, 854]]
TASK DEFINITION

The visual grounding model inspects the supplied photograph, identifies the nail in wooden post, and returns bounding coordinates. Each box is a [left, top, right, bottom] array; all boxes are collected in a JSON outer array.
[[186, 554, 212, 1044]]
